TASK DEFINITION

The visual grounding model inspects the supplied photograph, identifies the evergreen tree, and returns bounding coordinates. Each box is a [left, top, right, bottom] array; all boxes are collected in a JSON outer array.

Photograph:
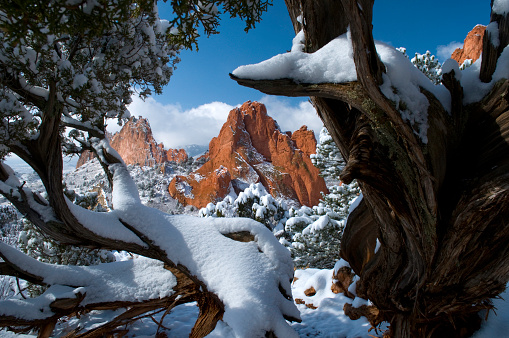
[[310, 127, 344, 186], [397, 47, 442, 85]]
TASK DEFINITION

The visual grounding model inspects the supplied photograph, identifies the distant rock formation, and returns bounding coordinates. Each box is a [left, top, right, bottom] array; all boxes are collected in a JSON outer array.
[[76, 149, 96, 168], [109, 117, 167, 166], [168, 101, 328, 208], [451, 24, 486, 65], [167, 148, 189, 163], [76, 117, 189, 168]]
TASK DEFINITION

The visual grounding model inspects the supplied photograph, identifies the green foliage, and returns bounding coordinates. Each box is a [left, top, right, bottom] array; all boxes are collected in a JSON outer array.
[[284, 181, 360, 269], [169, 0, 272, 50]]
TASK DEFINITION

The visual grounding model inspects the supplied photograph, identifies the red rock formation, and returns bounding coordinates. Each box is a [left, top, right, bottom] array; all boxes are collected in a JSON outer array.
[[109, 116, 167, 166], [168, 101, 328, 208], [195, 151, 210, 163], [76, 117, 190, 168], [76, 150, 96, 168], [167, 148, 189, 164], [451, 24, 486, 65]]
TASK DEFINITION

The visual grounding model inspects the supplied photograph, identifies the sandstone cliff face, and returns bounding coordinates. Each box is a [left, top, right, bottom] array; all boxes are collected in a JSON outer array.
[[76, 117, 189, 168], [451, 24, 486, 65], [168, 101, 328, 208], [109, 117, 167, 166]]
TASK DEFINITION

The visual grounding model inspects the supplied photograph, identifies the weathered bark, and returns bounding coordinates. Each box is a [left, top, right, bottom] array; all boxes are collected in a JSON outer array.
[[232, 0, 509, 336]]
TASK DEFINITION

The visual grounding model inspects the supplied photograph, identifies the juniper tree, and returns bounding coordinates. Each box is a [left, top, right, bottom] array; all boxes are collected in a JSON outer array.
[[0, 1, 301, 337], [231, 0, 509, 336]]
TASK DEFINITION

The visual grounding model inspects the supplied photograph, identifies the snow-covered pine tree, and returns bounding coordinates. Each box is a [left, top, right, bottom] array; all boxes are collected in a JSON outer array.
[[310, 127, 345, 186], [282, 126, 361, 268], [397, 47, 442, 85]]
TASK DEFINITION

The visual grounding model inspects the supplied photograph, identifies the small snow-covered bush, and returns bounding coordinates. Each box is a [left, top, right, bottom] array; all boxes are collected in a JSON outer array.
[[0, 205, 17, 227], [284, 181, 360, 269], [397, 47, 442, 85], [199, 183, 289, 230]]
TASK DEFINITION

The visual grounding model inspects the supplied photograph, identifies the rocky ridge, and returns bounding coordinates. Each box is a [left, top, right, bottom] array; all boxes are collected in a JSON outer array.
[[168, 101, 328, 208], [76, 117, 189, 168]]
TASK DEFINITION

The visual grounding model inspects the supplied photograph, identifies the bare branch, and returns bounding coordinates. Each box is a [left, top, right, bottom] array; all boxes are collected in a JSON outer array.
[[229, 74, 369, 110]]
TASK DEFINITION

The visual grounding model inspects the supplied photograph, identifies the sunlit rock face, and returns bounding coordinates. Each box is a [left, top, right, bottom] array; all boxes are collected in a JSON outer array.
[[451, 24, 486, 65], [76, 117, 189, 168], [169, 101, 328, 208]]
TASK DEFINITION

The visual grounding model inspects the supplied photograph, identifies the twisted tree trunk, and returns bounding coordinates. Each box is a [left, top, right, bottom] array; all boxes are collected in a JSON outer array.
[[232, 0, 509, 336]]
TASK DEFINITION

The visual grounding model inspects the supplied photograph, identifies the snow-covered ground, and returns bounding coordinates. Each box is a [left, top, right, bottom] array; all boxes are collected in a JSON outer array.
[[0, 160, 508, 337], [4, 265, 504, 337]]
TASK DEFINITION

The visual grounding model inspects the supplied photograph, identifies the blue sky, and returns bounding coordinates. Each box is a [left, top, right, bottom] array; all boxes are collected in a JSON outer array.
[[124, 0, 490, 148]]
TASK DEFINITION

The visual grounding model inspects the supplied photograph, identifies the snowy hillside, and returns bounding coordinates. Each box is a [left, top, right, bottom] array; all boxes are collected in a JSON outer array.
[[65, 159, 199, 215]]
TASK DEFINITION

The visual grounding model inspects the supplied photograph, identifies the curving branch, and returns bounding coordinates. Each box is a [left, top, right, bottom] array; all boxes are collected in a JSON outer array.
[[229, 74, 370, 110]]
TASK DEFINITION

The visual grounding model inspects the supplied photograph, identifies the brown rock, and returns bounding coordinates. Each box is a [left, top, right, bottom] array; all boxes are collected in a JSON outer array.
[[170, 166, 232, 207], [295, 298, 305, 305], [76, 150, 96, 168], [76, 117, 190, 169], [167, 148, 189, 164], [292, 126, 317, 157], [331, 266, 356, 298], [304, 286, 316, 297], [168, 101, 328, 208], [451, 25, 486, 65], [110, 116, 167, 166], [343, 303, 383, 327]]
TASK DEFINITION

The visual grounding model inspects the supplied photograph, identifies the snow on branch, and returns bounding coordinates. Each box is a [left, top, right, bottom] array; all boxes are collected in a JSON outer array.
[[0, 241, 176, 322], [101, 163, 301, 336], [232, 29, 357, 83]]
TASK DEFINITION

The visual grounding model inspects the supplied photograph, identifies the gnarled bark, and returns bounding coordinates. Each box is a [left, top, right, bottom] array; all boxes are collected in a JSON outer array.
[[233, 1, 509, 336]]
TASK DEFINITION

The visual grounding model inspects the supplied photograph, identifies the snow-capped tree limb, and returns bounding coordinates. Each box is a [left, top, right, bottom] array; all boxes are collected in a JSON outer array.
[[229, 75, 370, 107]]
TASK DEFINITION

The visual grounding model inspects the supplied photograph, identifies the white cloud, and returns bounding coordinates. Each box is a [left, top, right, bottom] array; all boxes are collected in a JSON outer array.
[[110, 97, 235, 148], [111, 96, 324, 149], [437, 41, 463, 62], [258, 96, 323, 135]]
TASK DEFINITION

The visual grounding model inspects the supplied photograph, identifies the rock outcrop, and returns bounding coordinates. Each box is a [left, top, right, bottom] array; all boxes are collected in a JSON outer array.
[[109, 117, 167, 166], [451, 24, 486, 65], [169, 101, 328, 208], [76, 150, 96, 168], [76, 117, 189, 168], [167, 148, 189, 164]]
